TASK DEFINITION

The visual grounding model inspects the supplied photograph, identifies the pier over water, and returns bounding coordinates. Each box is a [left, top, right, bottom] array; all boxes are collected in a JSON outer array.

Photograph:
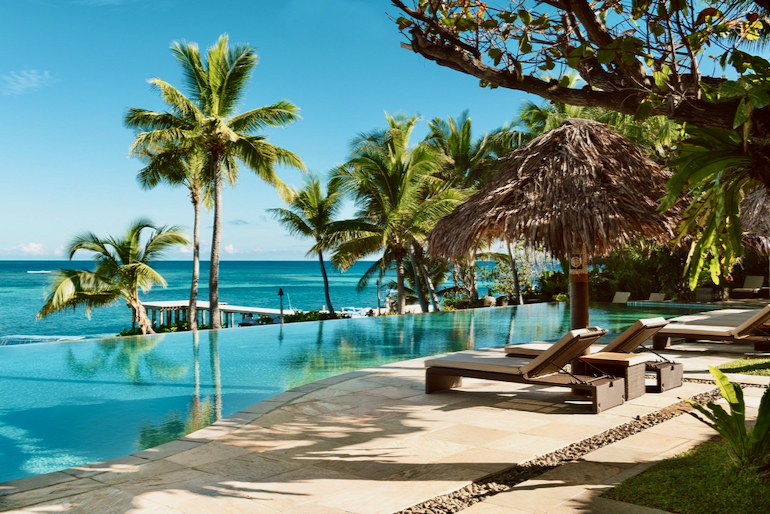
[[142, 301, 297, 328]]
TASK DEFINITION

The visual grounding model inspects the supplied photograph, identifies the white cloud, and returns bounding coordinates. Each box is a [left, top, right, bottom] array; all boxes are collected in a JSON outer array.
[[1, 70, 52, 96], [53, 245, 65, 256], [224, 244, 237, 254], [19, 243, 46, 255], [178, 245, 192, 254]]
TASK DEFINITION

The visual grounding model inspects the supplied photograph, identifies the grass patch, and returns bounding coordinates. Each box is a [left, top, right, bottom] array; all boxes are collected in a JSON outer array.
[[603, 437, 770, 514], [716, 357, 770, 376]]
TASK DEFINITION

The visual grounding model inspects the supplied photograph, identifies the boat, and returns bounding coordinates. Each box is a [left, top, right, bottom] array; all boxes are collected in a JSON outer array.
[[339, 307, 373, 317]]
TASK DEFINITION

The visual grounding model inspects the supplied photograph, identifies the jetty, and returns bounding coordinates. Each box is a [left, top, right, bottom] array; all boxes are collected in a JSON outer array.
[[142, 301, 297, 328]]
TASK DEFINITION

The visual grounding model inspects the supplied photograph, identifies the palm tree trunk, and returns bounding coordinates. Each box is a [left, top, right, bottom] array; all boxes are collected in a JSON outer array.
[[409, 249, 428, 313], [209, 331, 222, 420], [506, 240, 524, 305], [396, 256, 406, 314], [209, 158, 222, 329], [318, 250, 335, 314], [420, 259, 441, 312], [129, 297, 155, 335], [470, 254, 479, 302], [189, 192, 201, 330]]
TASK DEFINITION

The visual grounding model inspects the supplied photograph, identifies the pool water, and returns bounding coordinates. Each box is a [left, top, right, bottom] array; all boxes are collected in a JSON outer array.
[[0, 302, 709, 483]]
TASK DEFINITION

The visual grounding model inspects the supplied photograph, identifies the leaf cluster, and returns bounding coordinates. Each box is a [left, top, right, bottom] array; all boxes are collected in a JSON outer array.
[[685, 366, 770, 469]]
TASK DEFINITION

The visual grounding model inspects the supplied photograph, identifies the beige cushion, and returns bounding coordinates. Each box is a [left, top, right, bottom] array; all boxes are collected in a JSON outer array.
[[742, 275, 765, 289], [657, 324, 740, 338], [612, 292, 631, 303], [648, 293, 666, 301], [580, 352, 652, 367], [425, 350, 530, 375], [602, 317, 668, 353], [503, 342, 552, 356]]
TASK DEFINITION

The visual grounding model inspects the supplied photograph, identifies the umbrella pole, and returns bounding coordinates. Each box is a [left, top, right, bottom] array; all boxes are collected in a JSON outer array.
[[569, 248, 591, 392], [569, 248, 590, 330]]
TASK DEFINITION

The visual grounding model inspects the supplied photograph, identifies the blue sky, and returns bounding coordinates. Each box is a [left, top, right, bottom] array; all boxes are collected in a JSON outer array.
[[1, 0, 531, 260]]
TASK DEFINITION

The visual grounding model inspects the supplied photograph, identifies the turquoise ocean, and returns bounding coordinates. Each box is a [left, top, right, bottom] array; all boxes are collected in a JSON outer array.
[[0, 260, 394, 340]]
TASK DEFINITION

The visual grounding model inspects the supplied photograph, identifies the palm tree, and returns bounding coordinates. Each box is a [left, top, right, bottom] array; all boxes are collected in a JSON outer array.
[[133, 146, 209, 330], [268, 173, 343, 314], [424, 109, 521, 189], [37, 219, 189, 334], [125, 34, 305, 329], [332, 113, 460, 314]]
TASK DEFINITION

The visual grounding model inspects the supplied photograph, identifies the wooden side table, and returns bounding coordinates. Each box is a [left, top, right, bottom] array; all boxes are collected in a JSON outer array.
[[580, 352, 650, 400]]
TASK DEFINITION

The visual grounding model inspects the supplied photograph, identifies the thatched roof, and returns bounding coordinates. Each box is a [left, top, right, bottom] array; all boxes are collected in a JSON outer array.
[[741, 186, 770, 256], [429, 119, 677, 258]]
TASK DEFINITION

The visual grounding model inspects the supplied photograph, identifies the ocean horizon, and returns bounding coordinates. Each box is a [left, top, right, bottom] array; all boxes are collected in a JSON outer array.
[[0, 260, 398, 340]]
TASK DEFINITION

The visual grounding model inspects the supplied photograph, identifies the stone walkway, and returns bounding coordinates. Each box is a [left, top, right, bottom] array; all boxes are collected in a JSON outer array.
[[0, 344, 764, 514]]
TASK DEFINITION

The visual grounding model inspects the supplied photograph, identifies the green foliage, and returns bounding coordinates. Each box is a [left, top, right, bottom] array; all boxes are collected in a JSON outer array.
[[590, 242, 705, 301], [283, 311, 340, 323], [38, 219, 188, 334], [126, 34, 305, 328], [717, 357, 770, 377], [553, 293, 568, 302], [685, 366, 770, 469], [603, 437, 770, 514], [117, 321, 197, 336], [477, 260, 520, 298], [268, 173, 343, 314], [661, 126, 758, 289], [331, 113, 462, 313]]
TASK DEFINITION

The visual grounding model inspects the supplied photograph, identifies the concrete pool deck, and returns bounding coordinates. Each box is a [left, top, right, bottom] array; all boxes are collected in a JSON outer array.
[[0, 343, 766, 514]]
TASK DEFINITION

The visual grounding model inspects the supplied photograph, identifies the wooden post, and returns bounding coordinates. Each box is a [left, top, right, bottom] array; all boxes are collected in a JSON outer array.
[[569, 248, 589, 329], [569, 248, 591, 383]]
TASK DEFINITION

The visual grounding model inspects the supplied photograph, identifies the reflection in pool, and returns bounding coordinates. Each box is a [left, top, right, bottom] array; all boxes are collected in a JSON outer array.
[[0, 302, 709, 482]]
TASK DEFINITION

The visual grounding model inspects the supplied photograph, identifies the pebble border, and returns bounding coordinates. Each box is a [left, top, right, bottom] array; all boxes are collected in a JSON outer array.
[[395, 386, 724, 514]]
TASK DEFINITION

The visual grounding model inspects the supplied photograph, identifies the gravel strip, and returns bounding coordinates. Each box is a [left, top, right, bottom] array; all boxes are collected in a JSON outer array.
[[395, 388, 723, 514]]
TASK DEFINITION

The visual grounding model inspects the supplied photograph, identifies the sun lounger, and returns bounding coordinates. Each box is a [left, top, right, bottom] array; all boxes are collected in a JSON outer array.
[[612, 292, 631, 303], [504, 318, 681, 397], [731, 275, 765, 299], [648, 293, 666, 301], [425, 328, 626, 413], [652, 304, 770, 351]]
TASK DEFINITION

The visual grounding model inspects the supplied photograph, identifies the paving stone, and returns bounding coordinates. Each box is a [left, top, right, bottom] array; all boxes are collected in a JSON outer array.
[[11, 485, 137, 514], [166, 441, 252, 468], [91, 459, 186, 486], [0, 478, 104, 510], [0, 472, 76, 498], [196, 452, 304, 481], [132, 440, 204, 461]]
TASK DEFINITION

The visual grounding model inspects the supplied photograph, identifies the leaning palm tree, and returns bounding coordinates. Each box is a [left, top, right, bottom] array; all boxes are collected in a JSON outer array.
[[37, 219, 189, 334], [125, 34, 305, 329], [332, 113, 459, 314], [268, 174, 343, 315], [133, 146, 210, 330]]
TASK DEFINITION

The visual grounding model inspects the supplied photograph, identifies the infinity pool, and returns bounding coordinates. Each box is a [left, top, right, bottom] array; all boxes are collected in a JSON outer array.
[[0, 302, 709, 483]]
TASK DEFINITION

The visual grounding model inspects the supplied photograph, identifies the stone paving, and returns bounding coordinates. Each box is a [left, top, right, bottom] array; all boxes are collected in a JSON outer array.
[[0, 343, 765, 514]]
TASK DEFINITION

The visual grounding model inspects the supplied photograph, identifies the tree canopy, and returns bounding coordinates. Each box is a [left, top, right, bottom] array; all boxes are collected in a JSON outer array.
[[392, 1, 770, 137]]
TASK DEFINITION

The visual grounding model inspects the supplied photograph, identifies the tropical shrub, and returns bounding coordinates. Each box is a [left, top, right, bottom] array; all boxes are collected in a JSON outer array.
[[685, 366, 770, 469]]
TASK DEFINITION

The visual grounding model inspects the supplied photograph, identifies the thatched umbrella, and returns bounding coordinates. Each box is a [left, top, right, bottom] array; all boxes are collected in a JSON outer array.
[[429, 119, 676, 329], [741, 186, 770, 257]]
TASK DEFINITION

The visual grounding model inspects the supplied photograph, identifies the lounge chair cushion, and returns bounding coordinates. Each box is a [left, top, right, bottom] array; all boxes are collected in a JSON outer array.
[[648, 293, 666, 301], [612, 292, 631, 303], [425, 349, 531, 375], [603, 317, 668, 353]]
